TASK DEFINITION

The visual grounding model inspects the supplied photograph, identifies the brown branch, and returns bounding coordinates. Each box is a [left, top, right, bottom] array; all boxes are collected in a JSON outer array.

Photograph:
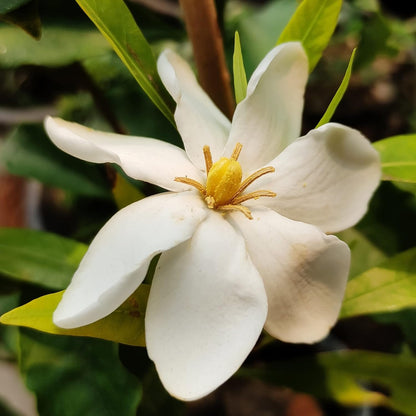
[[0, 173, 25, 227], [127, 0, 181, 18], [179, 0, 235, 119]]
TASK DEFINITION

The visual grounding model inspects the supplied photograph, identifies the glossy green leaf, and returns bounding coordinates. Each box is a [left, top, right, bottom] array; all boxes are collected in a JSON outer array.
[[244, 350, 416, 414], [75, 0, 175, 125], [340, 247, 416, 319], [19, 329, 141, 416], [0, 22, 109, 67], [232, 31, 247, 104], [337, 228, 387, 279], [277, 0, 342, 71], [1, 124, 111, 198], [316, 48, 356, 128], [373, 134, 416, 183], [0, 228, 87, 290], [1, 286, 149, 346]]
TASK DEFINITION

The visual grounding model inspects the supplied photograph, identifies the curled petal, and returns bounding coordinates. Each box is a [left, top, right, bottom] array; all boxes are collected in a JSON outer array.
[[146, 212, 267, 401], [157, 50, 231, 170], [229, 207, 350, 344], [44, 116, 204, 192], [251, 123, 381, 233], [53, 192, 208, 328], [224, 42, 308, 171]]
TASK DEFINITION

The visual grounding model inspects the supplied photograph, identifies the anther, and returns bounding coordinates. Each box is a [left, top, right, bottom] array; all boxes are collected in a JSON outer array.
[[203, 145, 213, 173], [174, 177, 206, 194], [231, 142, 243, 160]]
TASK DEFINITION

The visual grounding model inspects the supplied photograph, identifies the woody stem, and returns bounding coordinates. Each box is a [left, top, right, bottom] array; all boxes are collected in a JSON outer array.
[[178, 0, 235, 119]]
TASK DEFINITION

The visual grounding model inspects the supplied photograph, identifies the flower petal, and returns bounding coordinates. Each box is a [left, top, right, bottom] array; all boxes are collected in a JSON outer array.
[[229, 207, 350, 344], [252, 123, 381, 233], [44, 116, 204, 192], [224, 42, 308, 171], [53, 192, 208, 328], [157, 50, 231, 170], [145, 212, 267, 401]]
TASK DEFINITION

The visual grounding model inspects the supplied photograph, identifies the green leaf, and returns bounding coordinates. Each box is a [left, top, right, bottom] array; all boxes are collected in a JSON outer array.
[[1, 124, 111, 198], [277, 0, 342, 71], [244, 350, 416, 414], [232, 31, 247, 104], [1, 287, 148, 346], [0, 228, 87, 290], [75, 0, 175, 125], [0, 21, 110, 67], [316, 48, 356, 128], [373, 134, 416, 184], [337, 227, 387, 279], [19, 329, 141, 416], [340, 247, 416, 319]]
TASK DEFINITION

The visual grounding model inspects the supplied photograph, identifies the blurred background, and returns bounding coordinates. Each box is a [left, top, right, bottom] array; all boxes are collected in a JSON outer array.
[[0, 0, 415, 415]]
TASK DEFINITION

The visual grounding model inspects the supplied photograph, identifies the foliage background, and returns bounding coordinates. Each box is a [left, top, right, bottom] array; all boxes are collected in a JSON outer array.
[[0, 0, 415, 415]]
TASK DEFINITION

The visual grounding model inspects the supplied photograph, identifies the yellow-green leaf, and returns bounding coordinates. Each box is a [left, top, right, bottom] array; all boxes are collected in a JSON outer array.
[[277, 0, 342, 71], [233, 31, 248, 104], [316, 48, 356, 128], [373, 134, 416, 183], [75, 0, 175, 125], [0, 286, 150, 346], [340, 248, 416, 319]]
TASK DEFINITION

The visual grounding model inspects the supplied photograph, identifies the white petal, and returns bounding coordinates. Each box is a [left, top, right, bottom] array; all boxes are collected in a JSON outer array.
[[44, 116, 204, 192], [252, 123, 381, 233], [224, 42, 308, 171], [157, 50, 231, 170], [229, 207, 350, 344], [53, 192, 208, 328], [146, 212, 267, 401]]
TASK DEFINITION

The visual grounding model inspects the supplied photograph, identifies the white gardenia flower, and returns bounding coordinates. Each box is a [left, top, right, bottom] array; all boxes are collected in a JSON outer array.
[[44, 42, 380, 401]]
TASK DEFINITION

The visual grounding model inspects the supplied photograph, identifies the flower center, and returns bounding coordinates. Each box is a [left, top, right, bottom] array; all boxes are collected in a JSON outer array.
[[175, 143, 276, 219]]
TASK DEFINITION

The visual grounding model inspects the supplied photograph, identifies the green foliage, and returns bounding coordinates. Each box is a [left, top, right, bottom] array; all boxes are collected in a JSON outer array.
[[316, 48, 356, 128], [0, 21, 109, 67], [1, 287, 148, 346], [340, 248, 416, 319], [277, 0, 342, 71], [0, 228, 87, 290], [19, 329, 141, 416], [235, 0, 296, 76], [1, 125, 112, 198], [244, 350, 416, 415], [374, 134, 416, 184], [354, 12, 395, 69], [75, 0, 175, 125], [232, 31, 247, 104], [337, 228, 387, 279]]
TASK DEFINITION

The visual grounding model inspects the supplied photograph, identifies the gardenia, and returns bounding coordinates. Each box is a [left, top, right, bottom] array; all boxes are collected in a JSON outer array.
[[44, 42, 380, 401]]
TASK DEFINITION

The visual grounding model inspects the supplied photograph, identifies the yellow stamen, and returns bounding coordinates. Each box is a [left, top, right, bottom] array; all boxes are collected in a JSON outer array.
[[203, 145, 213, 173], [232, 166, 275, 198], [174, 177, 206, 194], [231, 190, 276, 205], [219, 204, 253, 219], [230, 142, 243, 160], [175, 143, 276, 219]]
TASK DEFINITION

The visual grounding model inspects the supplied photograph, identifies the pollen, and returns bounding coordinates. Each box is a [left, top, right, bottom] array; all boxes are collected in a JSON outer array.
[[175, 143, 276, 219]]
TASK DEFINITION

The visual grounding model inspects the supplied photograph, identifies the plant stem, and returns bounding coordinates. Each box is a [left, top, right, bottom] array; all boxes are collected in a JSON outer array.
[[179, 0, 235, 119]]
